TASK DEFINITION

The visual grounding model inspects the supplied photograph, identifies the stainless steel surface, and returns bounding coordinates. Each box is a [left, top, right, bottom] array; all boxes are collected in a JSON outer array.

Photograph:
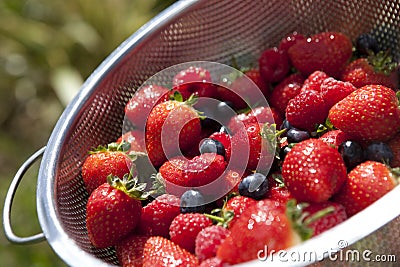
[[5, 0, 400, 266]]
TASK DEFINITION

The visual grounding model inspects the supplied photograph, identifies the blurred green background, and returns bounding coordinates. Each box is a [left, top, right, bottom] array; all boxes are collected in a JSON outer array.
[[0, 0, 175, 266]]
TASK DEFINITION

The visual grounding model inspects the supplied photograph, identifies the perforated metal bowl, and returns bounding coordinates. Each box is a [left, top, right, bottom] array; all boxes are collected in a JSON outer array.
[[3, 0, 400, 266]]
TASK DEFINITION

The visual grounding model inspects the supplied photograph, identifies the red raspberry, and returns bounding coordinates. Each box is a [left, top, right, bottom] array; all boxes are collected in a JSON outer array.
[[301, 70, 330, 92], [169, 213, 212, 253], [285, 90, 329, 132], [199, 257, 228, 267], [195, 225, 230, 261], [320, 77, 357, 109]]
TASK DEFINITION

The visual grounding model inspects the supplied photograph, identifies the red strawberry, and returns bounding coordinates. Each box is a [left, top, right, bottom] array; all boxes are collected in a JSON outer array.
[[319, 129, 351, 148], [281, 139, 347, 202], [320, 77, 357, 109], [217, 69, 270, 110], [125, 85, 171, 129], [136, 194, 180, 238], [333, 161, 398, 216], [195, 225, 230, 261], [223, 195, 256, 228], [302, 201, 347, 236], [270, 73, 305, 115], [328, 85, 400, 142], [145, 94, 202, 167], [116, 234, 149, 267], [227, 106, 283, 134], [169, 213, 213, 253], [172, 66, 216, 100], [217, 200, 301, 264], [278, 31, 306, 53], [159, 153, 226, 196], [142, 236, 199, 267], [117, 130, 146, 153], [285, 89, 329, 132], [300, 70, 330, 92], [85, 175, 147, 248], [266, 173, 293, 204], [82, 142, 133, 194], [288, 32, 352, 77], [228, 123, 275, 172], [259, 47, 290, 83], [340, 51, 399, 90], [388, 133, 400, 167]]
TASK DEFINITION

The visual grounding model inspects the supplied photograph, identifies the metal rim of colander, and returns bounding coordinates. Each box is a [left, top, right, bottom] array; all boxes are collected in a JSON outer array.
[[34, 0, 400, 266]]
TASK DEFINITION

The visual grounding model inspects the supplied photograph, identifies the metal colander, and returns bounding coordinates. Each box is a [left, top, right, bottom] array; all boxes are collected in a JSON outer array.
[[3, 0, 400, 266]]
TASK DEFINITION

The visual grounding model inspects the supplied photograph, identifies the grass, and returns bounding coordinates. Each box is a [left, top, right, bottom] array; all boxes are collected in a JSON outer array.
[[0, 0, 175, 266]]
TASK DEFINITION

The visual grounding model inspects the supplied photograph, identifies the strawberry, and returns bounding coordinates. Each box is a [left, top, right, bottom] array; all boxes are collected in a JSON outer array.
[[265, 173, 293, 204], [82, 141, 133, 194], [159, 153, 226, 196], [288, 32, 353, 78], [195, 225, 230, 261], [117, 130, 146, 153], [227, 106, 283, 134], [223, 195, 256, 228], [285, 89, 329, 132], [217, 69, 270, 110], [278, 31, 306, 53], [228, 123, 276, 172], [217, 200, 301, 264], [319, 129, 351, 148], [300, 70, 329, 92], [259, 47, 291, 83], [270, 73, 305, 115], [85, 174, 148, 248], [142, 236, 199, 267], [145, 94, 202, 167], [340, 51, 399, 90], [172, 66, 217, 100], [320, 77, 357, 109], [136, 194, 180, 238], [209, 131, 231, 158], [281, 139, 347, 202], [328, 85, 400, 142], [169, 213, 213, 253], [302, 201, 347, 236], [333, 161, 398, 216], [125, 85, 171, 129], [116, 234, 149, 267]]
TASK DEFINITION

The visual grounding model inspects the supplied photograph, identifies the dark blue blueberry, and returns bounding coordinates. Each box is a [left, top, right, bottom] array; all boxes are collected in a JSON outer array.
[[238, 173, 269, 200], [180, 189, 206, 213], [199, 138, 225, 157], [356, 33, 380, 56], [338, 140, 364, 171], [279, 145, 292, 161], [286, 128, 310, 143], [364, 142, 393, 165], [280, 119, 292, 131], [200, 117, 222, 132]]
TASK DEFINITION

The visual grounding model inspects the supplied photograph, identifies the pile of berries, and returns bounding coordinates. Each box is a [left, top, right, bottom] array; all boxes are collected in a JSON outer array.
[[80, 31, 400, 266]]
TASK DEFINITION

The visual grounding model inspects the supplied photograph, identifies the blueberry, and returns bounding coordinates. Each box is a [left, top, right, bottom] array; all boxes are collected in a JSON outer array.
[[200, 117, 222, 132], [356, 33, 380, 56], [238, 173, 269, 200], [180, 189, 206, 213], [364, 142, 393, 165], [279, 145, 292, 161], [199, 138, 225, 157], [286, 128, 310, 143], [338, 140, 364, 171], [280, 119, 292, 131]]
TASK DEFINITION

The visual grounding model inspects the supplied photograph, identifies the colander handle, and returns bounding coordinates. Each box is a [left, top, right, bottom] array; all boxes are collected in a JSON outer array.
[[3, 146, 46, 244]]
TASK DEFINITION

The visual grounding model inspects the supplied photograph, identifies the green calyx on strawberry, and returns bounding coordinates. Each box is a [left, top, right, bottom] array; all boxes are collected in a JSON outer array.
[[366, 50, 398, 76], [107, 172, 153, 201], [90, 140, 131, 154]]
